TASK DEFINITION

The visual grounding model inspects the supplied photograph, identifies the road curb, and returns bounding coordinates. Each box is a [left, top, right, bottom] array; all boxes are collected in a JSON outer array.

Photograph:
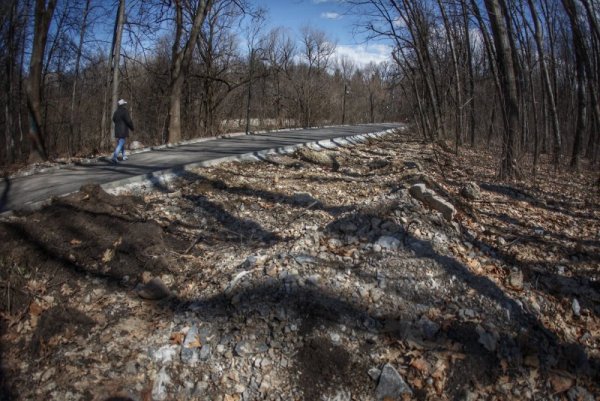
[[0, 126, 401, 218], [104, 127, 398, 195]]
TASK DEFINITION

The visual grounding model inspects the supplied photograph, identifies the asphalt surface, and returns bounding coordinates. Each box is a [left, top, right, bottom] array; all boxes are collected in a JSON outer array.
[[0, 123, 402, 214]]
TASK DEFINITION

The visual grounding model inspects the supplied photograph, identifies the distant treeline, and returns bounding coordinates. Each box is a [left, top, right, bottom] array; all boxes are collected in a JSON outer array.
[[1, 0, 598, 178]]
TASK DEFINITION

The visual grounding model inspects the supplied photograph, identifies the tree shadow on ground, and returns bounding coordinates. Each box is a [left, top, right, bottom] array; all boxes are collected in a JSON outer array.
[[462, 210, 600, 317], [321, 210, 599, 382], [0, 321, 13, 400], [480, 182, 599, 220], [0, 177, 10, 214], [1, 181, 598, 399], [179, 171, 355, 217], [481, 209, 600, 249]]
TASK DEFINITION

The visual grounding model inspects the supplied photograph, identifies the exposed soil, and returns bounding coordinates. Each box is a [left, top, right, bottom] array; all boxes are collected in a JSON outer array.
[[0, 128, 598, 400]]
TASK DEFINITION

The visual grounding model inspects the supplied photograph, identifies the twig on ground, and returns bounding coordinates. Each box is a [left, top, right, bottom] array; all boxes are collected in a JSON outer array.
[[185, 235, 203, 254], [288, 200, 319, 225]]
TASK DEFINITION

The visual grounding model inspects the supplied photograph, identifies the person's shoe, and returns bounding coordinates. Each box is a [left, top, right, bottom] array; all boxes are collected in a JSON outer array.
[[122, 156, 128, 161], [110, 157, 118, 164]]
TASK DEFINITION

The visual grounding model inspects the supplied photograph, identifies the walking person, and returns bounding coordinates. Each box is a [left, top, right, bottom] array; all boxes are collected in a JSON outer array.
[[111, 99, 134, 163]]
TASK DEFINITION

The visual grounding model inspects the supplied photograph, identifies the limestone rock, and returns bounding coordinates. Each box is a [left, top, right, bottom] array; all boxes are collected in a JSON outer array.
[[375, 236, 401, 251], [376, 363, 412, 400], [507, 269, 524, 290], [296, 148, 338, 169], [409, 183, 456, 221], [460, 182, 481, 200]]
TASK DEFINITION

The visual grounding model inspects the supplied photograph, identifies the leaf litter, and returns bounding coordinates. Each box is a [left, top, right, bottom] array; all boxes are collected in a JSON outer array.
[[0, 128, 598, 400]]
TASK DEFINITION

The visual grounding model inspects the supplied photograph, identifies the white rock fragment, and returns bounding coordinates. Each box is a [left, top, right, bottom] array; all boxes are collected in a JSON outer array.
[[409, 183, 456, 221], [572, 298, 581, 317], [375, 236, 400, 251], [152, 366, 171, 401], [151, 345, 179, 365]]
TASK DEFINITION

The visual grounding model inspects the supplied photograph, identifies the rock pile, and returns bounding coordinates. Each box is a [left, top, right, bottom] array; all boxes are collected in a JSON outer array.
[[0, 129, 597, 401]]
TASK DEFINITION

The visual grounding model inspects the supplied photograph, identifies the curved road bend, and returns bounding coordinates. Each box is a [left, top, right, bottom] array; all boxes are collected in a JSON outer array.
[[0, 123, 402, 213]]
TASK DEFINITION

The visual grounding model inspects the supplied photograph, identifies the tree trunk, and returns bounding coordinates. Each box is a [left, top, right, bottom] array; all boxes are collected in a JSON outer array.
[[4, 0, 18, 164], [527, 0, 562, 167], [167, 0, 212, 144], [570, 56, 587, 170], [393, 0, 444, 140], [562, 0, 592, 169], [437, 0, 463, 153], [246, 50, 254, 134], [462, 0, 476, 147], [26, 0, 58, 162], [69, 0, 91, 156], [101, 0, 125, 150], [342, 83, 347, 125], [484, 0, 521, 179], [111, 0, 126, 141]]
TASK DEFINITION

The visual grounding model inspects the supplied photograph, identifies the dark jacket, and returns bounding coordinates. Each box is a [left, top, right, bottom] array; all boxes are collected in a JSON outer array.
[[112, 105, 134, 138]]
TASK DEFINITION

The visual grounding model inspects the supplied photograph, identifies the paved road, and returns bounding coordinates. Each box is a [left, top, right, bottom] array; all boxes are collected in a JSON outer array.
[[0, 123, 401, 213]]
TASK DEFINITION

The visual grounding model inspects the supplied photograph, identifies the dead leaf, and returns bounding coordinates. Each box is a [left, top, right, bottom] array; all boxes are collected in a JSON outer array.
[[29, 301, 43, 317], [549, 373, 574, 393], [410, 357, 430, 374], [113, 236, 123, 247], [466, 258, 481, 272], [434, 377, 444, 394], [102, 248, 115, 264], [186, 335, 202, 349], [140, 384, 153, 401], [26, 279, 46, 294], [170, 332, 185, 345], [528, 369, 539, 384], [500, 359, 509, 374], [431, 359, 447, 380], [70, 239, 82, 246], [524, 354, 539, 368], [427, 308, 441, 320], [411, 377, 424, 390]]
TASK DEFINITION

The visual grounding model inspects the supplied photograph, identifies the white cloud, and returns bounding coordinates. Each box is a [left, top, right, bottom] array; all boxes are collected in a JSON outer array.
[[321, 12, 341, 20], [334, 44, 392, 67], [393, 16, 406, 28]]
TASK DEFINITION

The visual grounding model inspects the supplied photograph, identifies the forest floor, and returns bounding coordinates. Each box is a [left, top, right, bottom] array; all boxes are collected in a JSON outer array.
[[0, 129, 598, 401]]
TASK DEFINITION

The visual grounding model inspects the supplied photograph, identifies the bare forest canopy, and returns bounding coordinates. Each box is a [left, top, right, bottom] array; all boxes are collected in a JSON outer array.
[[1, 0, 599, 179]]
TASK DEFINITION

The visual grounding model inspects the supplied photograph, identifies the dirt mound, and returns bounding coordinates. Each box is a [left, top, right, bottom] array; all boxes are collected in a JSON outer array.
[[0, 184, 178, 316], [31, 306, 96, 357]]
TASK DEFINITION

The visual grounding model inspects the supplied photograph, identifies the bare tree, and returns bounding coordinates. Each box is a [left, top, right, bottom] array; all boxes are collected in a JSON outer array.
[[484, 0, 521, 179], [338, 55, 354, 125], [26, 0, 58, 162], [166, 0, 213, 144], [290, 26, 335, 127], [69, 0, 91, 156], [100, 0, 126, 149], [526, 0, 561, 167]]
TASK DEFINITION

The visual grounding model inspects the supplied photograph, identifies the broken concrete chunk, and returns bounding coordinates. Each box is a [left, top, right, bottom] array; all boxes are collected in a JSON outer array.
[[409, 183, 456, 221]]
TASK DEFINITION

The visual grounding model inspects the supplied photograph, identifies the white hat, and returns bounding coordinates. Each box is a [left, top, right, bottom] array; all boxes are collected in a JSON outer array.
[[117, 99, 127, 105]]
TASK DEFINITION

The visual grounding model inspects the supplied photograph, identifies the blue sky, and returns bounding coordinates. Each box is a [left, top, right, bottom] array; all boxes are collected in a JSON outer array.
[[253, 0, 392, 67], [84, 0, 392, 69]]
